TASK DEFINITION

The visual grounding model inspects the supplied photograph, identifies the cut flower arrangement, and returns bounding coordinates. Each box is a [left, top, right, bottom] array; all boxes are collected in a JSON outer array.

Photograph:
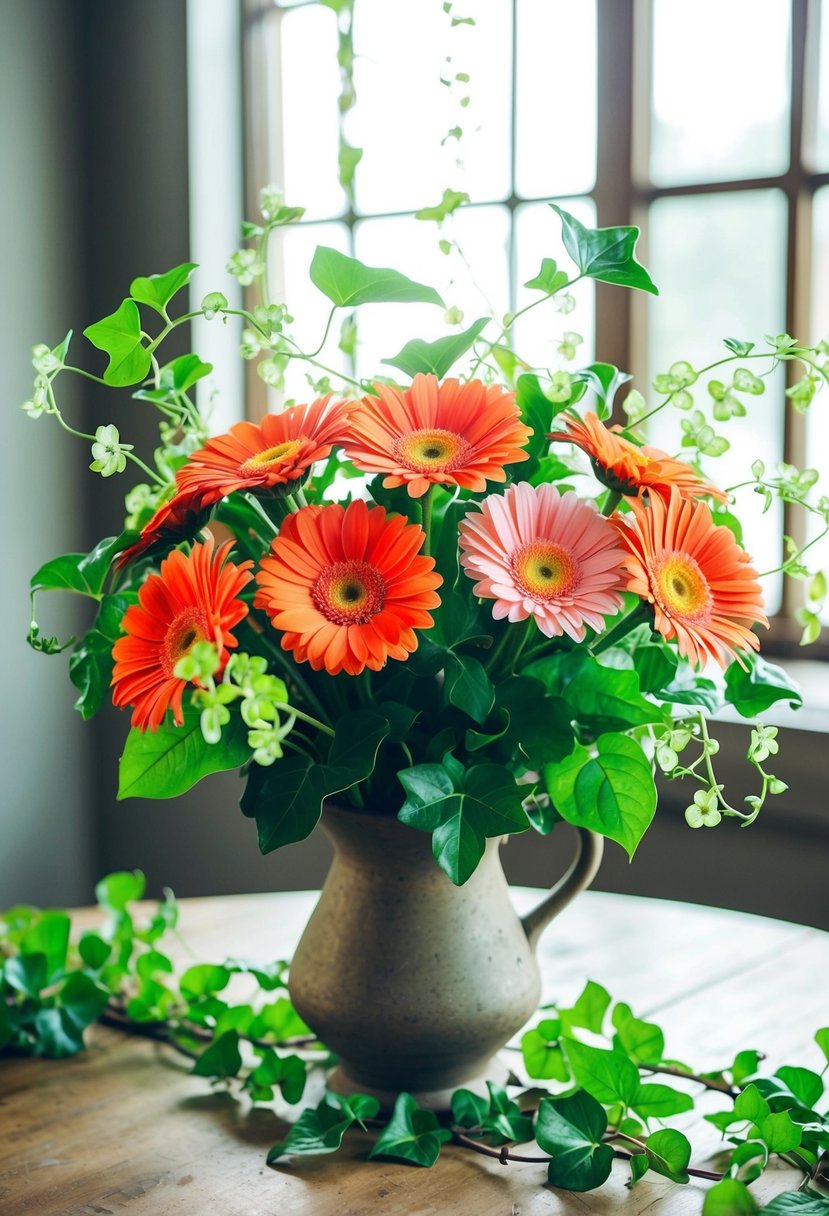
[[15, 195, 829, 1209], [25, 201, 825, 868]]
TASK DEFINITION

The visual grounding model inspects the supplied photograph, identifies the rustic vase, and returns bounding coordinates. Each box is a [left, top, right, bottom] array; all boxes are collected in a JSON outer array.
[[288, 803, 603, 1108]]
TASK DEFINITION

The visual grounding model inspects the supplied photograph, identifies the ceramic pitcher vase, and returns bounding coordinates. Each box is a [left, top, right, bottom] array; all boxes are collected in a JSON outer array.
[[288, 803, 604, 1107]]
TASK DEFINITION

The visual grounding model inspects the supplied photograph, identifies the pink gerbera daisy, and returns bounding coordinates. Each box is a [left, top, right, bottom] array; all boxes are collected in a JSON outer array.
[[458, 482, 627, 641]]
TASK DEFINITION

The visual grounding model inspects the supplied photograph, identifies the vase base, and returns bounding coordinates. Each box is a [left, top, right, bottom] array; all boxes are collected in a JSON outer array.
[[326, 1055, 511, 1114]]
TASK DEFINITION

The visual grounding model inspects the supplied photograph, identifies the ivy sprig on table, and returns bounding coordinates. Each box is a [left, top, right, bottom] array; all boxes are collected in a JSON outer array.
[[2, 877, 828, 1214]]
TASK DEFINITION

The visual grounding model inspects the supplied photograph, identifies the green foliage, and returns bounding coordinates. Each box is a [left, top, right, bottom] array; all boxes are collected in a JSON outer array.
[[724, 655, 803, 717], [536, 1091, 614, 1192], [381, 317, 490, 378], [644, 1128, 691, 1182], [118, 705, 252, 799], [129, 263, 198, 316], [268, 1093, 380, 1162], [309, 246, 444, 309], [550, 204, 659, 295], [524, 257, 570, 296], [83, 298, 152, 386], [368, 1092, 452, 1166]]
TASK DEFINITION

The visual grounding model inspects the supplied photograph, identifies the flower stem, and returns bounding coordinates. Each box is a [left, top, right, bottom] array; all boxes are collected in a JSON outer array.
[[590, 601, 652, 656], [421, 486, 435, 556]]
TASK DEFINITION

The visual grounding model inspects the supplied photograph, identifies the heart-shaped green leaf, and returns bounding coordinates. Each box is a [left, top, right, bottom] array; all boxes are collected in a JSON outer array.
[[84, 299, 151, 386], [309, 246, 444, 309], [130, 262, 198, 315]]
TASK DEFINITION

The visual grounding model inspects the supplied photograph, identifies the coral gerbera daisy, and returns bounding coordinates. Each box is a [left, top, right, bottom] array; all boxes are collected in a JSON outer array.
[[176, 395, 351, 502], [111, 535, 253, 731], [343, 373, 532, 498], [548, 411, 726, 502], [458, 481, 627, 641], [117, 396, 351, 569], [615, 489, 768, 669], [254, 499, 442, 676]]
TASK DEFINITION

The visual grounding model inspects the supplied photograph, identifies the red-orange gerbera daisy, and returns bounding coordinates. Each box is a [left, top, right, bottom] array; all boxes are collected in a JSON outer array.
[[343, 373, 532, 498], [117, 397, 351, 568], [549, 411, 726, 502], [254, 499, 442, 676], [111, 535, 253, 731], [615, 489, 768, 669]]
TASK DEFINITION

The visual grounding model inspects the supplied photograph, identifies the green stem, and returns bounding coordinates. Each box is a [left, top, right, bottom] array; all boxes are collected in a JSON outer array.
[[273, 703, 335, 738], [590, 601, 652, 656], [244, 493, 280, 538], [489, 617, 535, 679], [468, 278, 581, 378], [601, 488, 622, 517], [421, 486, 435, 556]]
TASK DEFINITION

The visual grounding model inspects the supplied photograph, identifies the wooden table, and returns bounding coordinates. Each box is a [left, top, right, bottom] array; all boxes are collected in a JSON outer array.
[[1, 889, 827, 1215]]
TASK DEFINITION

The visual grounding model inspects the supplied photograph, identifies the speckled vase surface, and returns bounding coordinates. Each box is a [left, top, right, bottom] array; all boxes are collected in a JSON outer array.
[[288, 803, 603, 1108]]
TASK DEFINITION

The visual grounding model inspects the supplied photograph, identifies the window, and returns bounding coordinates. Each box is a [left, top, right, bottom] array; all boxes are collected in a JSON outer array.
[[242, 0, 829, 654]]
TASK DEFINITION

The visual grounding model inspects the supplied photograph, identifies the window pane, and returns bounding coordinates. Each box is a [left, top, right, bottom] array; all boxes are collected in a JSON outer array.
[[269, 220, 350, 403], [353, 206, 511, 378], [515, 0, 596, 199], [650, 0, 790, 187], [807, 187, 829, 609], [351, 0, 512, 215], [809, 0, 829, 169], [514, 199, 596, 369], [645, 191, 788, 612], [273, 6, 345, 221]]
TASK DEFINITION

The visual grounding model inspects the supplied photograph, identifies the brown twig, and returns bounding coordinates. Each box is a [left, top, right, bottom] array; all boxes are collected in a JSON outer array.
[[101, 999, 325, 1056], [639, 1063, 737, 1097], [450, 1129, 549, 1165]]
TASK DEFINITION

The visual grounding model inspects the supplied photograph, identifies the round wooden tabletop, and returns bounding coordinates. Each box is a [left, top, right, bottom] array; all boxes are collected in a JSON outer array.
[[1, 889, 826, 1215]]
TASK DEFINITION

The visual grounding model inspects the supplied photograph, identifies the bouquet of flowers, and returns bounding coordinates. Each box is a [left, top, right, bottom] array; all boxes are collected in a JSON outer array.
[[24, 198, 827, 883]]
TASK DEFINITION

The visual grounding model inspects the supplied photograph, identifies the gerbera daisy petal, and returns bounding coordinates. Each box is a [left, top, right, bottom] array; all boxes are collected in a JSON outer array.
[[255, 501, 442, 677], [111, 534, 253, 731], [344, 373, 532, 498], [614, 489, 768, 669], [459, 482, 627, 640]]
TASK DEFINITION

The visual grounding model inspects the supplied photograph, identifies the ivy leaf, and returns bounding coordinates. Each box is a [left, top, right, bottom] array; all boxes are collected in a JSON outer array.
[[192, 1030, 242, 1079], [381, 317, 489, 379], [521, 1018, 570, 1082], [560, 980, 611, 1034], [399, 762, 529, 885], [242, 710, 391, 853], [31, 535, 130, 601], [545, 734, 657, 858], [551, 204, 659, 295], [728, 1140, 769, 1184], [118, 706, 251, 800], [129, 263, 198, 316], [69, 592, 136, 719], [611, 1002, 665, 1066], [735, 1083, 771, 1124], [555, 654, 667, 733], [481, 1082, 534, 1145], [725, 654, 802, 717], [451, 1088, 491, 1129], [760, 1196, 829, 1214], [732, 1049, 763, 1084], [33, 1008, 86, 1059], [368, 1092, 452, 1167], [535, 1091, 614, 1192], [414, 188, 469, 222], [78, 932, 111, 970], [627, 1153, 649, 1188], [724, 337, 756, 357], [4, 953, 48, 997], [309, 246, 444, 309], [703, 1178, 759, 1214], [445, 653, 495, 724], [758, 1111, 802, 1153], [83, 298, 151, 386], [59, 972, 110, 1031], [645, 1128, 691, 1183], [632, 1083, 694, 1119], [159, 353, 213, 394], [247, 1049, 307, 1105], [21, 912, 71, 982], [493, 677, 576, 767], [95, 870, 146, 910], [524, 257, 569, 296], [562, 1038, 640, 1107], [180, 964, 231, 999], [267, 1093, 374, 1161]]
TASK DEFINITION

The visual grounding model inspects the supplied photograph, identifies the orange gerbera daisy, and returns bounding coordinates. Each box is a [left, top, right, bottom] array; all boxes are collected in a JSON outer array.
[[343, 373, 532, 498], [111, 535, 253, 731], [254, 499, 442, 676], [117, 397, 351, 568], [549, 411, 726, 502], [615, 490, 768, 669]]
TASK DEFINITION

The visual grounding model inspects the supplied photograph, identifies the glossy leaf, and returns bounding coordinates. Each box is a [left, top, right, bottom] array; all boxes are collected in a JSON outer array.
[[33, 1008, 85, 1058], [445, 653, 495, 724], [561, 980, 611, 1034], [267, 1095, 359, 1161], [632, 1083, 694, 1119], [758, 1111, 802, 1152], [760, 1195, 829, 1214], [645, 1128, 691, 1183], [545, 734, 657, 858], [381, 317, 489, 379], [119, 706, 251, 800], [159, 353, 213, 394], [309, 246, 444, 309], [31, 535, 129, 601], [703, 1178, 758, 1214], [536, 1091, 614, 1192], [130, 263, 198, 315], [242, 710, 391, 853], [192, 1030, 242, 1078], [611, 1001, 665, 1066], [451, 1088, 491, 1128], [368, 1092, 451, 1167], [521, 1019, 570, 1082], [524, 257, 569, 296], [735, 1083, 771, 1124], [562, 1038, 640, 1107], [551, 204, 658, 295], [725, 654, 802, 717], [69, 592, 135, 719], [556, 655, 667, 733], [728, 1140, 768, 1185], [83, 298, 151, 386], [481, 1082, 534, 1145]]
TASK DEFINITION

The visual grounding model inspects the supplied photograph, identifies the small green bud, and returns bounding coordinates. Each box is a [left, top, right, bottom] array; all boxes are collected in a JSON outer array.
[[443, 305, 464, 326], [202, 291, 228, 319]]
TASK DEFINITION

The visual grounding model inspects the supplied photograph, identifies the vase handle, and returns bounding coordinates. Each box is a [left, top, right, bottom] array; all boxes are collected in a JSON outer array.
[[520, 828, 604, 952]]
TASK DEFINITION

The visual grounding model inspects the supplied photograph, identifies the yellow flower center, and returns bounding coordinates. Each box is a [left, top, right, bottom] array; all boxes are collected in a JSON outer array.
[[241, 438, 304, 475], [162, 607, 209, 677], [653, 552, 712, 621], [394, 428, 470, 473], [312, 560, 386, 625], [511, 542, 578, 601]]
